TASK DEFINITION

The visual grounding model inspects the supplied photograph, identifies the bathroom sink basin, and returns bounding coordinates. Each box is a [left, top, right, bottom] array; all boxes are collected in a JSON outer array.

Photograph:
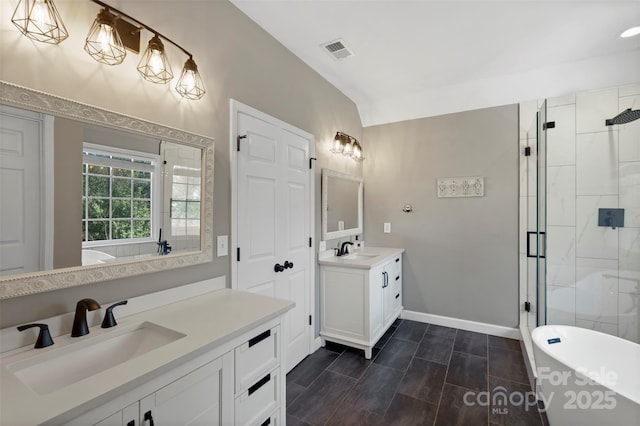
[[343, 253, 378, 261], [7, 321, 185, 394]]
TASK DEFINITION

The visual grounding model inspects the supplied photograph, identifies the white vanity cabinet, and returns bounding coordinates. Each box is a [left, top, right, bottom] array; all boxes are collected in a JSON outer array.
[[70, 322, 284, 426], [92, 353, 231, 426], [1, 289, 293, 426], [319, 249, 403, 358]]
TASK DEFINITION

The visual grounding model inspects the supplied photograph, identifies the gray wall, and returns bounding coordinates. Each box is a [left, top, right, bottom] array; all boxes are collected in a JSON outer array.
[[0, 1, 362, 327], [53, 117, 83, 269], [363, 105, 519, 327]]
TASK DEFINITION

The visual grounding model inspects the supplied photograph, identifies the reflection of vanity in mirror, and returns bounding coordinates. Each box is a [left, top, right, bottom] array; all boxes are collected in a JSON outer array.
[[0, 82, 214, 299], [321, 168, 363, 240]]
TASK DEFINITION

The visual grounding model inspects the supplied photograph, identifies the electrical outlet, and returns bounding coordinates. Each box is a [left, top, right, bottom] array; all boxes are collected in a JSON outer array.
[[384, 222, 391, 233], [217, 235, 228, 257]]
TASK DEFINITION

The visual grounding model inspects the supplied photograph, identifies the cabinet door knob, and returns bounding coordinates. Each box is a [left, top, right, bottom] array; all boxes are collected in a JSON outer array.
[[284, 260, 294, 269], [274, 263, 285, 272]]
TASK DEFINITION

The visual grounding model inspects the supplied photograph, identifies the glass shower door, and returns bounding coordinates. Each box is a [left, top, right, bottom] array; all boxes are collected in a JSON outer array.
[[523, 101, 547, 331], [536, 101, 547, 326]]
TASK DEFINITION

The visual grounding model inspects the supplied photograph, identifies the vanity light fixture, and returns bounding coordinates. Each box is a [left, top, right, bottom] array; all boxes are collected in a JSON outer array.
[[175, 57, 206, 100], [331, 132, 364, 162], [330, 132, 346, 154], [10, 0, 206, 99], [11, 0, 69, 44], [84, 7, 126, 65], [83, 0, 205, 98], [137, 34, 173, 84]]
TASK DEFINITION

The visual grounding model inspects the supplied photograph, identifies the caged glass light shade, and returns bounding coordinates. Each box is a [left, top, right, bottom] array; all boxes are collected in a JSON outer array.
[[11, 0, 69, 44], [351, 141, 364, 162], [84, 8, 126, 66], [137, 35, 173, 84], [175, 58, 205, 100], [342, 137, 354, 157], [330, 132, 345, 154]]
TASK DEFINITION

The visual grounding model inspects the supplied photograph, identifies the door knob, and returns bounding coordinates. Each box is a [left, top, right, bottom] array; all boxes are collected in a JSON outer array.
[[274, 263, 285, 273], [284, 260, 294, 269]]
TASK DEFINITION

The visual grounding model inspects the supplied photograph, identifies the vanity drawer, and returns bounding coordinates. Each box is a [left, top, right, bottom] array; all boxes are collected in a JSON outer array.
[[235, 325, 280, 392], [393, 288, 402, 312], [251, 408, 279, 426], [390, 257, 402, 281], [235, 367, 280, 426]]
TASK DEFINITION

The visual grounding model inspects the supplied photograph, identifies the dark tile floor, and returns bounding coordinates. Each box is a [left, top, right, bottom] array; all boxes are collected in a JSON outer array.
[[286, 319, 548, 426]]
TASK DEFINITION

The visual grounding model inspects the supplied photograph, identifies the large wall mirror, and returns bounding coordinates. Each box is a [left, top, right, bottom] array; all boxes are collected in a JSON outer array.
[[321, 169, 363, 240], [0, 82, 214, 299]]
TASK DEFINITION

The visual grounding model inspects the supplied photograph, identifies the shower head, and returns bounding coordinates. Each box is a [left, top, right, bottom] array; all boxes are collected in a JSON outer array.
[[605, 108, 640, 126]]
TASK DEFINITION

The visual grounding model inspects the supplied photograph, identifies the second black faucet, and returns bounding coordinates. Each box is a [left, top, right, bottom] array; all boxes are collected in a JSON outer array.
[[71, 298, 101, 337]]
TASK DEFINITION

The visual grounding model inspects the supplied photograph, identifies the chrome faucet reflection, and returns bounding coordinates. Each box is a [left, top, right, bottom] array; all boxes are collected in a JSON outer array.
[[71, 298, 101, 337]]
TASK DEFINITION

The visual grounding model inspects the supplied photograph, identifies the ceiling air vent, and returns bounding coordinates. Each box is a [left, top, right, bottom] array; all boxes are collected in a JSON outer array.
[[322, 39, 354, 60]]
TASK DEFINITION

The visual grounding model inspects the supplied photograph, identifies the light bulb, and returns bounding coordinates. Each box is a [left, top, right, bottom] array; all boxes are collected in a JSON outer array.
[[148, 49, 164, 74], [11, 0, 68, 44], [330, 133, 344, 153], [97, 23, 115, 52], [84, 8, 126, 65], [342, 139, 353, 156], [29, 0, 48, 28], [137, 35, 173, 84], [176, 58, 205, 99]]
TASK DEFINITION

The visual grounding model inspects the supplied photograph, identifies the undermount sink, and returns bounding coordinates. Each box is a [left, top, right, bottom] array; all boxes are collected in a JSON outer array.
[[343, 253, 378, 260], [7, 321, 185, 395]]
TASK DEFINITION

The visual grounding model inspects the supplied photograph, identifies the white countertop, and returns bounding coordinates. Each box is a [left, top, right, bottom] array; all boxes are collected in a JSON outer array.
[[318, 246, 404, 269], [0, 289, 294, 425]]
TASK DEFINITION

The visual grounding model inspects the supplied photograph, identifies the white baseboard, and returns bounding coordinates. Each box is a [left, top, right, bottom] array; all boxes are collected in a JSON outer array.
[[401, 310, 521, 340], [312, 336, 323, 352]]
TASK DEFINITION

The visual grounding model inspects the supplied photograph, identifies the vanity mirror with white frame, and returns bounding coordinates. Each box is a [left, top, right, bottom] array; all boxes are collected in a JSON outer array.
[[0, 81, 214, 299], [321, 169, 363, 240]]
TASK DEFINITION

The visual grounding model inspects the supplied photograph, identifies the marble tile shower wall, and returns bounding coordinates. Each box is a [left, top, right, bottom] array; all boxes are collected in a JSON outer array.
[[522, 83, 640, 343]]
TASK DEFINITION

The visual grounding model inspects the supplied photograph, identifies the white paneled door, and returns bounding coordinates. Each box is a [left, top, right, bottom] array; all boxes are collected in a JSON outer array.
[[0, 106, 43, 276], [232, 101, 314, 372]]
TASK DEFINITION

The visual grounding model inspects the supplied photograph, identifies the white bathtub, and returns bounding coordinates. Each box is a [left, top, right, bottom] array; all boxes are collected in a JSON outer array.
[[532, 325, 640, 425]]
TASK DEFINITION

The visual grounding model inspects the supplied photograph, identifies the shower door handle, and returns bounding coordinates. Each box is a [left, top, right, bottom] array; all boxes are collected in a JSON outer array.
[[527, 231, 546, 258]]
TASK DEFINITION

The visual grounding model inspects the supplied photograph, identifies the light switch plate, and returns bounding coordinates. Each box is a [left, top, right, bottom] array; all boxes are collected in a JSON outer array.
[[217, 235, 228, 257], [384, 222, 391, 233]]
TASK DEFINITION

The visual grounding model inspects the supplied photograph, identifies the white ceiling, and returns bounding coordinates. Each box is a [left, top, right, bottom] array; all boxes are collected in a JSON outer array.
[[230, 0, 640, 127]]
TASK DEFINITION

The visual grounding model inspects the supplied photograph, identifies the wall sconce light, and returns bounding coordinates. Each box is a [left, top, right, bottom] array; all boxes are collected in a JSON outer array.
[[84, 0, 205, 99], [84, 7, 126, 65], [137, 34, 173, 83], [331, 132, 364, 162], [10, 0, 205, 100], [11, 0, 69, 44]]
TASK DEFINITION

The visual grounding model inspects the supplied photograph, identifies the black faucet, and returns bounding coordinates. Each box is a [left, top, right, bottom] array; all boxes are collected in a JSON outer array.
[[71, 298, 101, 337], [101, 300, 128, 328], [16, 323, 54, 349], [338, 241, 354, 256]]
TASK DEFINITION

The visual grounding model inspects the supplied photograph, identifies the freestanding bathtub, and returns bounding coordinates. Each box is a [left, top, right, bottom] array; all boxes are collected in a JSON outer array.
[[532, 325, 640, 425]]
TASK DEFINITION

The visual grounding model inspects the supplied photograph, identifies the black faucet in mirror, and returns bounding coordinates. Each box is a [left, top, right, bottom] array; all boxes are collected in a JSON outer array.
[[157, 227, 172, 255], [71, 298, 101, 337]]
